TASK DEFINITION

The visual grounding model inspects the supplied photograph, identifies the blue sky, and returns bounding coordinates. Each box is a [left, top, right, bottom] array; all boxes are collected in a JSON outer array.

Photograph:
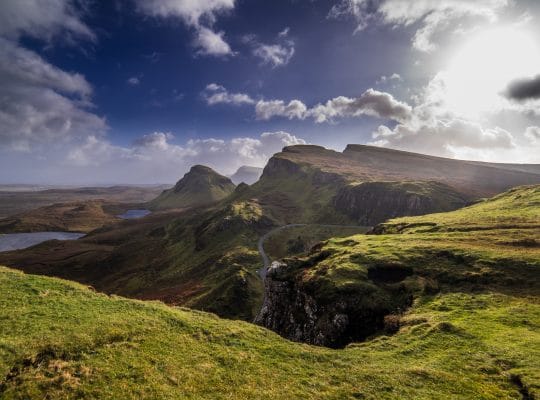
[[1, 0, 540, 184]]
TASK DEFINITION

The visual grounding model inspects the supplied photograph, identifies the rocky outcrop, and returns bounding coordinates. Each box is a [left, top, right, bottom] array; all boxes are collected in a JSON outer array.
[[333, 181, 468, 225], [255, 259, 414, 348]]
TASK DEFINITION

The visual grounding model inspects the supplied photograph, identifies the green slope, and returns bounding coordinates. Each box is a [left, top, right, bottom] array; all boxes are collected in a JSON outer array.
[[0, 267, 538, 399], [149, 165, 236, 211]]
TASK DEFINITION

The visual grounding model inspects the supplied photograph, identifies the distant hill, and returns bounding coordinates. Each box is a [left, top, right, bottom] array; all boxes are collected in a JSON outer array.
[[0, 200, 120, 234], [149, 165, 236, 210], [0, 185, 168, 218], [229, 166, 263, 185], [235, 144, 540, 225]]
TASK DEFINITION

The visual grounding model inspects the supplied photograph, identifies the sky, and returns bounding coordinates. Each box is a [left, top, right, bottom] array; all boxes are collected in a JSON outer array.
[[1, 0, 540, 184]]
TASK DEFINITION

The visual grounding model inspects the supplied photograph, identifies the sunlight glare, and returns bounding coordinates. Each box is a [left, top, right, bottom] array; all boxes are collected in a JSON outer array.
[[443, 27, 540, 118]]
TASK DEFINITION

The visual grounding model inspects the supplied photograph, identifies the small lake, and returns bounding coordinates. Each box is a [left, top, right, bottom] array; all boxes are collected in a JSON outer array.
[[117, 209, 151, 219], [0, 232, 85, 252]]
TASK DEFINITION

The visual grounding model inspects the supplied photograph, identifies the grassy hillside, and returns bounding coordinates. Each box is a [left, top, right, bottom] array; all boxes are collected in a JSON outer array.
[[0, 203, 269, 321], [374, 185, 540, 233], [0, 266, 538, 399], [256, 185, 539, 345], [0, 186, 538, 398], [149, 165, 236, 211]]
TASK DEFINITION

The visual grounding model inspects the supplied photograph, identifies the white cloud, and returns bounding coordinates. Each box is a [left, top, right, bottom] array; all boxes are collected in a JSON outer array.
[[134, 0, 235, 57], [205, 85, 411, 124], [367, 74, 524, 159], [253, 44, 295, 68], [255, 99, 307, 120], [255, 89, 412, 123], [127, 77, 140, 86], [0, 0, 95, 42], [0, 37, 106, 151], [0, 1, 105, 152], [246, 28, 295, 68], [307, 89, 412, 123], [63, 131, 306, 183], [371, 118, 515, 158], [193, 26, 232, 56], [329, 0, 509, 52], [202, 83, 254, 105]]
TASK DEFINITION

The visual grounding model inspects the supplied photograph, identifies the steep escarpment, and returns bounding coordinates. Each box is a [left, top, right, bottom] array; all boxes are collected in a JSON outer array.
[[237, 144, 540, 226], [149, 165, 236, 210], [255, 257, 414, 348], [333, 181, 469, 225], [256, 185, 540, 347], [343, 144, 540, 197], [238, 148, 351, 224]]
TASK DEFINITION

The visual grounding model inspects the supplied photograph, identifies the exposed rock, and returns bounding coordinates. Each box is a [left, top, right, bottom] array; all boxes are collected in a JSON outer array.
[[333, 181, 469, 225], [255, 259, 414, 348]]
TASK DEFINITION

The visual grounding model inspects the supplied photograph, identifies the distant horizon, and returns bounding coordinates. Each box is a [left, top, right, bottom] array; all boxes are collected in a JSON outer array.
[[1, 142, 540, 186]]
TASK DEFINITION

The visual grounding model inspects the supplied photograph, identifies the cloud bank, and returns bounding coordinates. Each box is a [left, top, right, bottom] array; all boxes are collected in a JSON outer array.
[[204, 84, 412, 124], [60, 131, 306, 183], [0, 1, 106, 151], [329, 0, 509, 51]]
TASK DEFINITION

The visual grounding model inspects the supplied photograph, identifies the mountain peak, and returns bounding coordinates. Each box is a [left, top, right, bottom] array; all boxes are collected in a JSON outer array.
[[149, 165, 235, 210], [188, 165, 216, 174]]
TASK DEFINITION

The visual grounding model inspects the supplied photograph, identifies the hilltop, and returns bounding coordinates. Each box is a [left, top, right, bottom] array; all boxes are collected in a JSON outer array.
[[149, 165, 236, 210]]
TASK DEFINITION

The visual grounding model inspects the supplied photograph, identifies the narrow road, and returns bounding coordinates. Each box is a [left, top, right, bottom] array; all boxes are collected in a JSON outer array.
[[257, 224, 368, 280]]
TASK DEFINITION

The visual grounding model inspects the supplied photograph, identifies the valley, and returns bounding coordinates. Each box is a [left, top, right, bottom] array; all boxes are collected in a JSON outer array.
[[0, 145, 538, 323]]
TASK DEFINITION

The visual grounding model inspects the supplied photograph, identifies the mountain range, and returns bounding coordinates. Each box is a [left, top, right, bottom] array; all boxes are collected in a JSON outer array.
[[0, 144, 538, 323]]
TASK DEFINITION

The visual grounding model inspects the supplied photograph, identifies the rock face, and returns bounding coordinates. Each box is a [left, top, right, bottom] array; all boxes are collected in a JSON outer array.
[[149, 165, 236, 210], [255, 258, 413, 348], [333, 181, 469, 225]]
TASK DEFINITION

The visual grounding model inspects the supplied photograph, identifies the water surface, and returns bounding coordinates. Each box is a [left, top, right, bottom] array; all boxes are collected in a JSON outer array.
[[117, 209, 151, 219], [0, 232, 85, 252]]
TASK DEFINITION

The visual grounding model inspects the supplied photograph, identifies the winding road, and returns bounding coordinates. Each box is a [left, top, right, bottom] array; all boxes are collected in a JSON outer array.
[[256, 224, 369, 280]]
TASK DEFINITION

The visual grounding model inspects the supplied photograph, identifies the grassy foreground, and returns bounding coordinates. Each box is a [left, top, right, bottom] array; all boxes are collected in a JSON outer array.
[[0, 266, 538, 399]]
